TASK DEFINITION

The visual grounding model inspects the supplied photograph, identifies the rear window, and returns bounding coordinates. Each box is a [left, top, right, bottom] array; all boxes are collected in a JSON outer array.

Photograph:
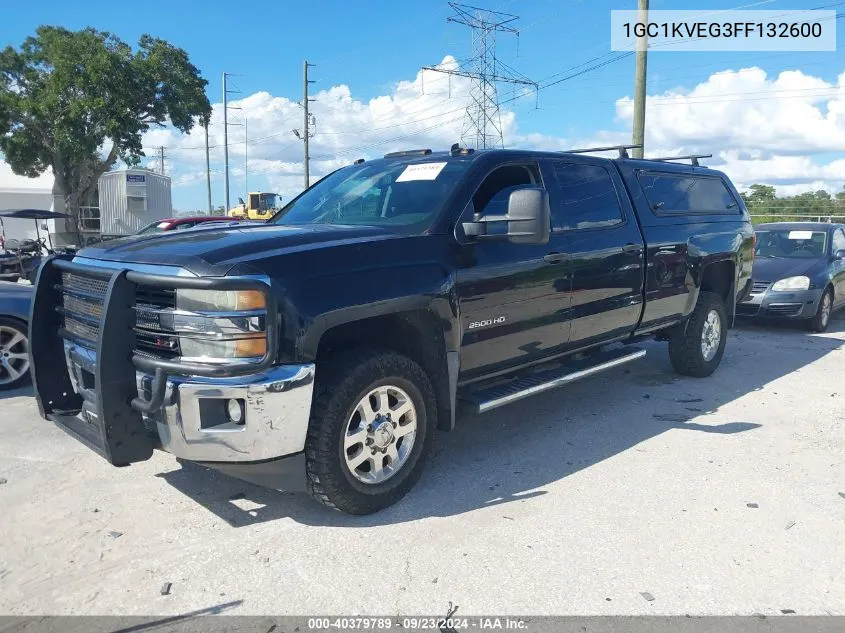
[[638, 172, 739, 215]]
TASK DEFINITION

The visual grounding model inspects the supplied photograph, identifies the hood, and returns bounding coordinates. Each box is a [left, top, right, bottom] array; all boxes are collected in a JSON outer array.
[[752, 256, 824, 282], [77, 223, 398, 275]]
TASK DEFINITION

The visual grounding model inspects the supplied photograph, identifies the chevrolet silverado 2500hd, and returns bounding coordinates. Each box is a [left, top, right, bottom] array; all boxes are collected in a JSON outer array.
[[30, 145, 754, 514]]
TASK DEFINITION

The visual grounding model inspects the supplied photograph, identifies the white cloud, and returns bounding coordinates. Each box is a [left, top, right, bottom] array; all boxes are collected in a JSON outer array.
[[139, 61, 845, 204], [616, 68, 845, 153], [713, 152, 845, 185], [613, 67, 845, 196], [147, 56, 485, 202]]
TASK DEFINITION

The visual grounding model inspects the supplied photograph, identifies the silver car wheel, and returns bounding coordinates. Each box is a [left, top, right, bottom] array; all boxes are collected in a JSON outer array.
[[700, 309, 721, 362], [343, 385, 418, 485], [820, 292, 831, 328], [0, 324, 29, 386]]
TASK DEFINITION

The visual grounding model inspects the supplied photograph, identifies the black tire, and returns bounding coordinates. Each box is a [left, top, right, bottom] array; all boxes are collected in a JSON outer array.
[[0, 316, 30, 391], [806, 287, 833, 333], [305, 348, 436, 514], [669, 291, 728, 378]]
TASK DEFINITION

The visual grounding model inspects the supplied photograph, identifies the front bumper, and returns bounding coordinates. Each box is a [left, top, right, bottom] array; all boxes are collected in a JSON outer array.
[[62, 341, 314, 463], [30, 256, 315, 489], [737, 287, 824, 319]]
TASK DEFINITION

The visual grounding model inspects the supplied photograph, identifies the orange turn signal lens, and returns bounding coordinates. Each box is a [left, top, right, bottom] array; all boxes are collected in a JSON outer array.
[[235, 290, 266, 311], [234, 336, 267, 358]]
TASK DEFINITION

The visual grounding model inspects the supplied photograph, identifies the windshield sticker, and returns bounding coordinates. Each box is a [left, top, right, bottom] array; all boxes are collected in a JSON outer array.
[[787, 230, 814, 240], [157, 222, 171, 229], [396, 162, 447, 182]]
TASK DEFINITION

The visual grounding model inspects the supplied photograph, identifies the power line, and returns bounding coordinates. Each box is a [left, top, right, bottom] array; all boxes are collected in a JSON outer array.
[[423, 2, 537, 149]]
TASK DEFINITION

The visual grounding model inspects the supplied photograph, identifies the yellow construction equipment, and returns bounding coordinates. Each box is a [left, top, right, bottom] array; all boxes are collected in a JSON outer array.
[[227, 192, 282, 220]]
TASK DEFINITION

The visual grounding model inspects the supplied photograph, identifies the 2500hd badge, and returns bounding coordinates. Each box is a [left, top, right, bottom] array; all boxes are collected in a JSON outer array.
[[468, 316, 507, 329]]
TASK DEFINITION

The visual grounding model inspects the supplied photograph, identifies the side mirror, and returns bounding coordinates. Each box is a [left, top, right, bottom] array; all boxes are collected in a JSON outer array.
[[835, 249, 845, 259], [462, 186, 551, 245]]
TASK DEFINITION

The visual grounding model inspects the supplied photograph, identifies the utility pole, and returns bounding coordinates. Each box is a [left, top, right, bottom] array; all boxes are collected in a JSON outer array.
[[222, 72, 242, 210], [223, 72, 230, 211], [204, 120, 212, 214], [632, 0, 649, 159], [423, 3, 536, 149], [293, 61, 316, 190], [244, 117, 248, 196]]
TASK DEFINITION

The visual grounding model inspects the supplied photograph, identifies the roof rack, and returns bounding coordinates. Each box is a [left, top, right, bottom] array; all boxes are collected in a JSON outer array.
[[383, 149, 432, 158], [564, 144, 641, 159], [650, 154, 712, 167]]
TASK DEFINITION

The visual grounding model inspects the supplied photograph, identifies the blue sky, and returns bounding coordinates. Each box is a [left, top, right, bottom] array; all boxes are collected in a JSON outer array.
[[3, 0, 845, 210]]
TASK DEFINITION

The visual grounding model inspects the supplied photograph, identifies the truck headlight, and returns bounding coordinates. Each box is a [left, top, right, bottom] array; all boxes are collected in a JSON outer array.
[[176, 289, 266, 312], [173, 288, 268, 360], [771, 276, 810, 292], [179, 335, 267, 360]]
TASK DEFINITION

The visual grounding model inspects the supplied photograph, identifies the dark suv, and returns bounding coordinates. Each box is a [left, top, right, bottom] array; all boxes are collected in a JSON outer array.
[[30, 145, 753, 514]]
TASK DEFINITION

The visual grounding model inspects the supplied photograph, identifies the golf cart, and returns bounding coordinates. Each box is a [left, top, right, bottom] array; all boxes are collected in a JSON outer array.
[[0, 209, 75, 283]]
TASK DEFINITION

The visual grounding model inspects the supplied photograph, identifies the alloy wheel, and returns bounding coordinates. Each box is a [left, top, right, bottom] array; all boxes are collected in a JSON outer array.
[[0, 325, 29, 386], [343, 385, 418, 485], [700, 309, 721, 362]]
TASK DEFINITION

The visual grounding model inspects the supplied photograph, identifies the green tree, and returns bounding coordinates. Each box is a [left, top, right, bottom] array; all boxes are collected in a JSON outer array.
[[746, 184, 777, 203], [0, 26, 211, 236], [743, 184, 843, 224]]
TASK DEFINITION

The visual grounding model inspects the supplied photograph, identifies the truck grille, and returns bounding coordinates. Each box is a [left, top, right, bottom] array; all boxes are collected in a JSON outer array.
[[59, 271, 179, 359]]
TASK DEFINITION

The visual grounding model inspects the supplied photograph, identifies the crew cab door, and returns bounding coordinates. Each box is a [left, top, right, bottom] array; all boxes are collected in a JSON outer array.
[[456, 162, 572, 382], [541, 157, 646, 347]]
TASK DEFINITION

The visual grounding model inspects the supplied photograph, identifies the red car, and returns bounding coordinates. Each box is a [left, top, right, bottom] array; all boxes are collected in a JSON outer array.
[[135, 216, 255, 235]]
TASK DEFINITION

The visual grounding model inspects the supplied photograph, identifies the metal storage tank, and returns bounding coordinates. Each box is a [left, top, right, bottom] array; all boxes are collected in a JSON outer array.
[[97, 169, 172, 236]]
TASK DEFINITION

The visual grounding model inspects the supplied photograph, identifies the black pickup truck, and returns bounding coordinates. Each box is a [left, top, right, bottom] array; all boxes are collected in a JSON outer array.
[[30, 145, 754, 514]]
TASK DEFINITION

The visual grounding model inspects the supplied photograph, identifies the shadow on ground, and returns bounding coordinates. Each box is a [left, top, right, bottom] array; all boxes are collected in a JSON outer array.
[[157, 316, 844, 527], [0, 600, 246, 633], [0, 383, 33, 401]]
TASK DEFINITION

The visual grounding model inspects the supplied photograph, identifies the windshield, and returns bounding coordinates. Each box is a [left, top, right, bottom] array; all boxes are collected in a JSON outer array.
[[271, 159, 469, 231], [259, 193, 280, 211], [136, 220, 171, 235], [754, 229, 828, 259]]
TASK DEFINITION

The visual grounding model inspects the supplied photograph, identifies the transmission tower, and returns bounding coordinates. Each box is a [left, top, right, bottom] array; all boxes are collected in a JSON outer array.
[[423, 2, 537, 149]]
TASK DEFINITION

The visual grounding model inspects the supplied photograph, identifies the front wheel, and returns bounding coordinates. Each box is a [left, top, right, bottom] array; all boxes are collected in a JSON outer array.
[[305, 349, 436, 514], [669, 291, 728, 378], [0, 317, 30, 391], [806, 288, 832, 333]]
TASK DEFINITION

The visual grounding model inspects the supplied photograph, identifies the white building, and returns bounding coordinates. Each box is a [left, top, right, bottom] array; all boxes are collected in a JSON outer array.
[[0, 161, 85, 247]]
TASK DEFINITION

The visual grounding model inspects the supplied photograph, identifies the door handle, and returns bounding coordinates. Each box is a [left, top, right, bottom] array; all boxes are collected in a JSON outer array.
[[544, 252, 569, 264], [621, 243, 642, 253]]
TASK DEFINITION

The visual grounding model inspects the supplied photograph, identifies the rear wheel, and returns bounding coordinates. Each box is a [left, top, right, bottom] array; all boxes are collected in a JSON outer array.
[[0, 318, 30, 390], [806, 288, 833, 333], [669, 291, 728, 378], [305, 349, 436, 514]]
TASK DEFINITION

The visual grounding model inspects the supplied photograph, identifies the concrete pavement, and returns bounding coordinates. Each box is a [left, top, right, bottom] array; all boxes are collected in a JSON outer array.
[[0, 320, 843, 616]]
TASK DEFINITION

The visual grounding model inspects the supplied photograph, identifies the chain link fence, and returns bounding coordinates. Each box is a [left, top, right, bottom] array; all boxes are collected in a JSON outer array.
[[750, 213, 845, 224]]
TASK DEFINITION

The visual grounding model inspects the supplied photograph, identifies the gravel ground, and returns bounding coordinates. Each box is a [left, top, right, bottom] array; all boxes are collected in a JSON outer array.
[[0, 319, 843, 617]]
